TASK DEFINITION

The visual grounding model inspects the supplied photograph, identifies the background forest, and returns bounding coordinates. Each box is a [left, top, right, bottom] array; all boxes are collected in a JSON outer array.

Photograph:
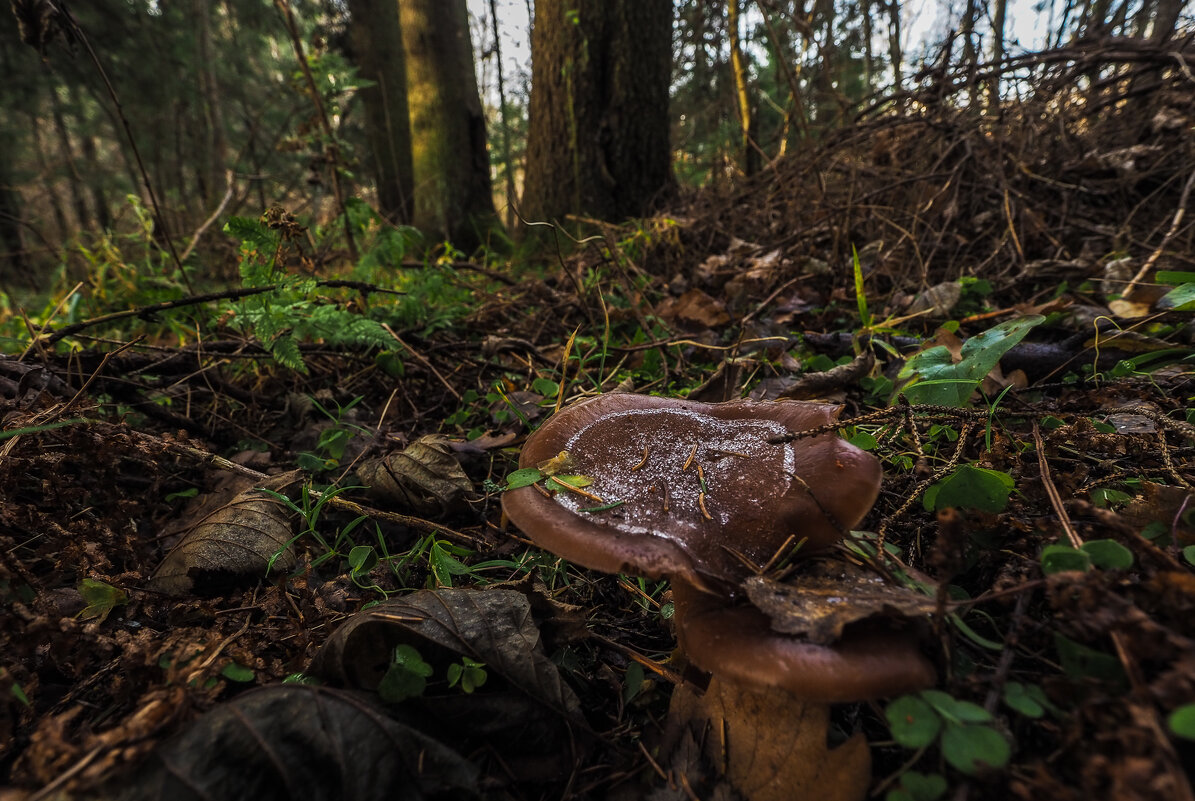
[[4, 0, 1187, 281], [2, 2, 1195, 801]]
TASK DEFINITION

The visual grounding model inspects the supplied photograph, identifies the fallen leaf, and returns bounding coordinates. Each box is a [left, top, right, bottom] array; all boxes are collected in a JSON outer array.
[[311, 587, 588, 782], [744, 560, 936, 644], [107, 685, 479, 801], [148, 472, 300, 596], [357, 435, 475, 516], [656, 289, 731, 330]]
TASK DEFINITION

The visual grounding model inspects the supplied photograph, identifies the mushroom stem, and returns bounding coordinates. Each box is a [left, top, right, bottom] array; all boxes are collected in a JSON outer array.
[[668, 677, 871, 801]]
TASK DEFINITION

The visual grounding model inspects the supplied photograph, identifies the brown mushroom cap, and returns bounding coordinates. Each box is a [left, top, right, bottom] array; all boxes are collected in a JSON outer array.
[[672, 576, 937, 702], [502, 394, 882, 590]]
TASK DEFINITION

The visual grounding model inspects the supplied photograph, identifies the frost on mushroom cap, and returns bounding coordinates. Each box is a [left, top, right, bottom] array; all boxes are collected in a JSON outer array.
[[501, 394, 883, 590], [673, 577, 937, 702]]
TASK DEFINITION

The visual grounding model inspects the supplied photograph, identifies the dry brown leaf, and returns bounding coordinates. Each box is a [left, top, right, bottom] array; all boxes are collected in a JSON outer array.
[[1118, 482, 1195, 546], [744, 561, 936, 645], [668, 677, 870, 801], [357, 435, 475, 516], [656, 288, 731, 329], [148, 472, 300, 596]]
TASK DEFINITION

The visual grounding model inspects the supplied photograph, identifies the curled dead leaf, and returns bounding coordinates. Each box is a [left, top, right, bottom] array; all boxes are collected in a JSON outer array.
[[107, 685, 479, 801], [148, 472, 300, 597], [357, 435, 474, 516], [744, 560, 936, 645], [311, 587, 588, 782]]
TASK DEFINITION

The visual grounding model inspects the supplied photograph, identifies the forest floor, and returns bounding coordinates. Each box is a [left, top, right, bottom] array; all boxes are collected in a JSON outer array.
[[3, 51, 1195, 801]]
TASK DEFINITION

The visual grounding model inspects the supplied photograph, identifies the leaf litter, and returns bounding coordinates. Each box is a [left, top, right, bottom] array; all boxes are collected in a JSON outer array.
[[3, 55, 1195, 801]]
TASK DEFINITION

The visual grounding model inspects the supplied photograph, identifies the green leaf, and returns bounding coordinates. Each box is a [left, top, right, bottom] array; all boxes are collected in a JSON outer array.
[[552, 474, 594, 488], [221, 662, 256, 683], [899, 316, 1044, 406], [622, 661, 645, 704], [1054, 633, 1127, 686], [447, 658, 487, 693], [0, 418, 89, 442], [77, 578, 128, 623], [223, 216, 275, 251], [348, 545, 377, 575], [504, 467, 543, 490], [948, 613, 1005, 651], [848, 431, 878, 450], [889, 771, 948, 801], [281, 672, 321, 685], [853, 245, 871, 328], [1156, 271, 1195, 285], [1040, 544, 1092, 575], [1158, 283, 1195, 311], [1090, 487, 1132, 507], [1080, 539, 1133, 569], [940, 722, 1011, 775], [1184, 545, 1195, 566], [885, 694, 942, 748], [925, 465, 1014, 513], [164, 487, 199, 502], [920, 690, 993, 724], [378, 644, 433, 703], [429, 542, 472, 587], [1168, 704, 1195, 740], [1003, 682, 1049, 719], [531, 377, 560, 396], [10, 682, 30, 706]]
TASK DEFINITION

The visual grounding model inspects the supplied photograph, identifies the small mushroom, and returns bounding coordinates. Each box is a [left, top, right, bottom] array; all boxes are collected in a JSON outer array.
[[668, 575, 936, 801], [502, 393, 882, 593]]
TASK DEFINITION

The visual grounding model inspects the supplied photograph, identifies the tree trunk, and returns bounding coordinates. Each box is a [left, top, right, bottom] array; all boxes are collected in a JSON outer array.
[[809, 0, 842, 129], [50, 92, 91, 230], [29, 111, 69, 239], [887, 0, 903, 95], [1149, 0, 1183, 40], [989, 0, 1008, 107], [347, 0, 415, 223], [489, 0, 518, 230], [0, 141, 27, 277], [400, 0, 496, 248], [728, 0, 758, 175], [195, 0, 227, 208], [961, 0, 980, 107], [522, 0, 673, 224]]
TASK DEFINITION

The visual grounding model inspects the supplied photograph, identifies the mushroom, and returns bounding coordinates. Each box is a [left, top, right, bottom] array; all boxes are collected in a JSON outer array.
[[501, 393, 882, 593], [501, 393, 935, 800], [668, 575, 936, 801]]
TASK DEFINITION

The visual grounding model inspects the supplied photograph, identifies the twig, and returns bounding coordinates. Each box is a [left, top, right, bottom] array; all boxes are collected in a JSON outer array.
[[1121, 167, 1195, 300], [179, 169, 236, 263], [1033, 420, 1083, 548], [381, 325, 462, 401]]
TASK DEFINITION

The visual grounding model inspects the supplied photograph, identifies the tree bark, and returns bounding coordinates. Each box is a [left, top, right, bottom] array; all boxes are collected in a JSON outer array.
[[347, 0, 415, 223], [989, 0, 1008, 107], [728, 0, 758, 175], [50, 90, 91, 230], [400, 0, 496, 248], [522, 0, 673, 225], [887, 0, 903, 95], [489, 0, 518, 230]]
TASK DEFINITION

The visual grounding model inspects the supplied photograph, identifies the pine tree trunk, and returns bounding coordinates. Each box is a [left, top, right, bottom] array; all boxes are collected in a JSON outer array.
[[521, 0, 673, 225], [347, 0, 415, 223], [400, 0, 495, 248]]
